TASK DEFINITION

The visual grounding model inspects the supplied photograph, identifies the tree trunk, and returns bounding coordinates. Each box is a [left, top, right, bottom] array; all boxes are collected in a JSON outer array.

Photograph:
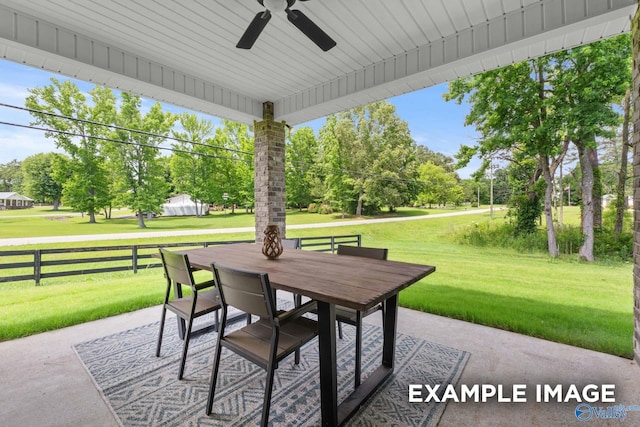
[[615, 86, 631, 234], [541, 156, 559, 257], [577, 142, 595, 261], [53, 199, 60, 210], [137, 211, 147, 228], [355, 189, 364, 216], [88, 187, 96, 223], [588, 146, 602, 229]]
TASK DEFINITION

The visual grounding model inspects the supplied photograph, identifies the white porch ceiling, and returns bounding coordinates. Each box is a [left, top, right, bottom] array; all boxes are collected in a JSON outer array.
[[0, 0, 636, 126]]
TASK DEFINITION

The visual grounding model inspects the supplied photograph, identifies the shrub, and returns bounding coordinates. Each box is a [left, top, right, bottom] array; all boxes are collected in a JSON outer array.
[[555, 225, 583, 255], [308, 203, 318, 213], [319, 204, 333, 215], [452, 220, 632, 261], [594, 228, 633, 260]]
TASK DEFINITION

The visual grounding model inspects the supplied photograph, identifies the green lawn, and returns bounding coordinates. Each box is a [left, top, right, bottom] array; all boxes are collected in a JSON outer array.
[[0, 208, 633, 359], [0, 206, 466, 238]]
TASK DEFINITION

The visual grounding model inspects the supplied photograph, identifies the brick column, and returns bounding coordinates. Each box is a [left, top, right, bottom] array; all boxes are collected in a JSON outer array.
[[633, 6, 640, 365], [254, 101, 286, 242]]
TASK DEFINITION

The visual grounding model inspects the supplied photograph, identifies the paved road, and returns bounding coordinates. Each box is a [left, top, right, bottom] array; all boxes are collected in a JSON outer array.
[[0, 208, 496, 246]]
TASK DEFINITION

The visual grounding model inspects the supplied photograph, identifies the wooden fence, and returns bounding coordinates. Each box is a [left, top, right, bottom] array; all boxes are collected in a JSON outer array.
[[0, 234, 361, 285]]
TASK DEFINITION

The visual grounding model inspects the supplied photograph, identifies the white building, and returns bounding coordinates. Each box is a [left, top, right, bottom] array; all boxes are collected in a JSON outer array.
[[0, 192, 34, 210], [161, 194, 207, 216]]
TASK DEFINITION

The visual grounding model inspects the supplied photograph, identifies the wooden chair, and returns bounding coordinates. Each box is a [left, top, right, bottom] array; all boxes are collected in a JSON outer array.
[[281, 238, 303, 306], [206, 263, 317, 427], [281, 237, 301, 250], [281, 237, 304, 363], [156, 248, 221, 380], [335, 244, 388, 388]]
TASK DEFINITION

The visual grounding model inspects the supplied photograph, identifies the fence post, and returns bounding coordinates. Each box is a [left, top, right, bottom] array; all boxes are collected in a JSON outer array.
[[34, 249, 41, 286], [357, 235, 362, 247], [132, 246, 138, 274], [330, 236, 335, 253]]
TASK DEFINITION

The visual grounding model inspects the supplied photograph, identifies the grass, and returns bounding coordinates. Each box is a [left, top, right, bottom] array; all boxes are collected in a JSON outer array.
[[0, 208, 633, 359], [0, 206, 464, 238]]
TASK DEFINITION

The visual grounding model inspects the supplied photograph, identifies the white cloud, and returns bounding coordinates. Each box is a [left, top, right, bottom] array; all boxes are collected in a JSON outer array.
[[0, 128, 59, 162], [0, 83, 31, 105]]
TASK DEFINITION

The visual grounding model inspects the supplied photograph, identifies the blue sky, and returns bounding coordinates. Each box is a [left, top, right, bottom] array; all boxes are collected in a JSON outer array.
[[0, 58, 479, 177]]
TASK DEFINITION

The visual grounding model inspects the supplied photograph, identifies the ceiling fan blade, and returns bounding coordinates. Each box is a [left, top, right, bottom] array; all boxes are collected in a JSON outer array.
[[237, 10, 272, 49], [286, 9, 336, 52]]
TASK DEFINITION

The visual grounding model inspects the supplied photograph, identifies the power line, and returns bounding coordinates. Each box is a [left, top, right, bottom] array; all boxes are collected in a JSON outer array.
[[0, 102, 469, 189], [0, 102, 253, 156], [1, 118, 465, 188], [0, 121, 239, 161]]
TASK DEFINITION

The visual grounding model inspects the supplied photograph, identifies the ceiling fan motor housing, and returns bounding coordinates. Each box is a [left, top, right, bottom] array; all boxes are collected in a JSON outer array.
[[240, 0, 335, 51], [260, 0, 298, 11]]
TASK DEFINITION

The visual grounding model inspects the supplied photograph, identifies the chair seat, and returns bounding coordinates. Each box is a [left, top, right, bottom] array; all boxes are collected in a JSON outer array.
[[223, 314, 317, 367], [331, 304, 383, 325], [166, 289, 221, 318]]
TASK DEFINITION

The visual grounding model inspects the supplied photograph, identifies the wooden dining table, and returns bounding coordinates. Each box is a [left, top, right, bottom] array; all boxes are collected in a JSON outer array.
[[183, 242, 436, 426]]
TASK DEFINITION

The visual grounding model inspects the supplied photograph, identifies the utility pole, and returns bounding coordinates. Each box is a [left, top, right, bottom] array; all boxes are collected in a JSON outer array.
[[559, 160, 563, 225], [490, 157, 494, 220]]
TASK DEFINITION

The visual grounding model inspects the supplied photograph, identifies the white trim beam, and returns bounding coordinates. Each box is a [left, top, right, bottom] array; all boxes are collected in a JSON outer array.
[[277, 0, 637, 124], [0, 3, 263, 124], [0, 0, 635, 125]]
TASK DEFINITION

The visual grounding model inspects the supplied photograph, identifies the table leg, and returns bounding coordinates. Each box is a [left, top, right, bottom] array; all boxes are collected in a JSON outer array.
[[337, 295, 396, 425], [382, 294, 398, 367], [317, 301, 338, 427]]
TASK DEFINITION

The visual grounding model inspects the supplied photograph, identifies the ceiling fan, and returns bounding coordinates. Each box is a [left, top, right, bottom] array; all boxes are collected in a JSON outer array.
[[237, 0, 337, 51]]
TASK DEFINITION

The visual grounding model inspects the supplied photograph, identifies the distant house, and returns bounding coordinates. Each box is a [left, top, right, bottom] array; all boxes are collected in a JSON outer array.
[[162, 194, 207, 216], [602, 194, 633, 209], [0, 192, 34, 210]]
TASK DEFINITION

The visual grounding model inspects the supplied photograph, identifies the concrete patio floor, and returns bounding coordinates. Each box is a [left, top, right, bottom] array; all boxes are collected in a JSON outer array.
[[1, 291, 638, 427]]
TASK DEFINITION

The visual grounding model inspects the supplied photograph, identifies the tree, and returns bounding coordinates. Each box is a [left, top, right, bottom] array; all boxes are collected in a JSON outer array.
[[170, 113, 218, 217], [110, 93, 175, 228], [446, 57, 567, 255], [363, 104, 418, 212], [417, 162, 462, 207], [320, 115, 356, 217], [505, 159, 544, 235], [286, 127, 319, 210], [553, 34, 631, 260], [211, 120, 254, 214], [615, 87, 632, 234], [320, 101, 418, 215], [26, 79, 113, 223], [445, 34, 631, 259], [415, 145, 456, 173], [0, 160, 23, 192], [21, 152, 65, 209]]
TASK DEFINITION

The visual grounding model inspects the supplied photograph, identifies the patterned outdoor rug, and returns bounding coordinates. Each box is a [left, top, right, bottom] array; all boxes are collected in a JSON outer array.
[[74, 311, 469, 427]]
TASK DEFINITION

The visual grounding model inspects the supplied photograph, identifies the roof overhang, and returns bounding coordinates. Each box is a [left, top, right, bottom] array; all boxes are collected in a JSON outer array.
[[0, 0, 636, 126]]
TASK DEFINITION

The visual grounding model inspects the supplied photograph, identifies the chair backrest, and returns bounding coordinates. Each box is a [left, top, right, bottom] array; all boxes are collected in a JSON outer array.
[[212, 263, 275, 320], [159, 248, 195, 287], [281, 238, 301, 249], [336, 245, 388, 260]]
